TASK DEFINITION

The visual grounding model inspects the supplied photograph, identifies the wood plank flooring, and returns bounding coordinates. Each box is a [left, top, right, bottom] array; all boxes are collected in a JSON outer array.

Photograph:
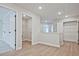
[[0, 41, 79, 56]]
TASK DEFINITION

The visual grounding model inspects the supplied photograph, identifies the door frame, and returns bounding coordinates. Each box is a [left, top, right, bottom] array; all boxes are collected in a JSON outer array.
[[63, 21, 78, 43], [22, 12, 32, 47]]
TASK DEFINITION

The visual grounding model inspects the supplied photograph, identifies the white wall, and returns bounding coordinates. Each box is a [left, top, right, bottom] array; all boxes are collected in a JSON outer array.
[[0, 4, 40, 50], [39, 32, 60, 47], [57, 21, 64, 45], [32, 15, 40, 45], [53, 23, 57, 32], [39, 20, 60, 47]]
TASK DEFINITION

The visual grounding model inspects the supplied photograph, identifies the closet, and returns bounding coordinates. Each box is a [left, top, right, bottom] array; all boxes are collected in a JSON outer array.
[[63, 21, 78, 43]]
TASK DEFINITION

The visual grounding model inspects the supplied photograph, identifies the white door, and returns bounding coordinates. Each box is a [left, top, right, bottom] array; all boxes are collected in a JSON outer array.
[[2, 12, 11, 49], [9, 11, 16, 50], [2, 10, 16, 50], [63, 21, 78, 42]]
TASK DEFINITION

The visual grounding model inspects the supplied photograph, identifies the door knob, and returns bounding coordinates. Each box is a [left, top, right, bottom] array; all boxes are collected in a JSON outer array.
[[9, 32, 11, 33]]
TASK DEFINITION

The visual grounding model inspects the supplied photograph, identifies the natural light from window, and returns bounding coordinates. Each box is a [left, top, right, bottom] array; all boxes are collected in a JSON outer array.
[[41, 23, 53, 33]]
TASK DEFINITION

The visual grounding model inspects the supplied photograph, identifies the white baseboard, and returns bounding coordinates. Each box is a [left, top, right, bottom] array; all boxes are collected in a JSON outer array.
[[32, 42, 39, 45], [64, 40, 78, 43], [39, 42, 60, 47], [32, 41, 60, 48]]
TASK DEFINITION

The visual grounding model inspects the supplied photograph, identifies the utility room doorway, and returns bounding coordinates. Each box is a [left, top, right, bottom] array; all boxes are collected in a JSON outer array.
[[22, 13, 32, 48]]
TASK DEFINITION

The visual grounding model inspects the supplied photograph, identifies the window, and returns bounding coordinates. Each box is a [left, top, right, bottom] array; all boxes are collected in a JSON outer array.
[[41, 23, 53, 33]]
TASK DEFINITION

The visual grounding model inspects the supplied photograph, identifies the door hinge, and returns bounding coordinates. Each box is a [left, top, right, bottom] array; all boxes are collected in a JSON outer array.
[[15, 15, 16, 18], [15, 29, 16, 32], [15, 44, 16, 46]]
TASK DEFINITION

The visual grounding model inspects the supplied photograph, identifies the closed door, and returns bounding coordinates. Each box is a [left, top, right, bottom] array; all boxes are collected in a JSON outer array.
[[2, 14, 10, 47], [2, 10, 16, 50], [63, 21, 78, 42]]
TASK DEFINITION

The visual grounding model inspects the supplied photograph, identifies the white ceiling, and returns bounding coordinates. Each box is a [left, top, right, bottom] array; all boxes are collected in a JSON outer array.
[[15, 3, 79, 23]]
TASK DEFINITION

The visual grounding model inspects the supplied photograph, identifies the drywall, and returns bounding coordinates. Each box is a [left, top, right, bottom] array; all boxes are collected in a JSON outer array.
[[57, 21, 64, 45], [32, 15, 40, 45], [22, 18, 32, 41], [39, 32, 60, 47]]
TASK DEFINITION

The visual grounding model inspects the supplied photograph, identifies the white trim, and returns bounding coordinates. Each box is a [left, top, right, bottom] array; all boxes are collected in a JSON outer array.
[[39, 42, 60, 47], [64, 40, 78, 43], [32, 42, 39, 45], [32, 41, 60, 48]]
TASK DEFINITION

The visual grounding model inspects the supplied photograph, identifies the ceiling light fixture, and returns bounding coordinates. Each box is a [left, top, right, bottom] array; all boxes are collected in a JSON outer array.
[[23, 14, 26, 17], [38, 6, 42, 10], [58, 12, 62, 15], [65, 15, 68, 18]]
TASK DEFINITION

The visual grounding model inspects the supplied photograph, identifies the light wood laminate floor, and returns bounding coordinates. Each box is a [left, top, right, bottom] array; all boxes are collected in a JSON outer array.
[[0, 41, 79, 56]]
